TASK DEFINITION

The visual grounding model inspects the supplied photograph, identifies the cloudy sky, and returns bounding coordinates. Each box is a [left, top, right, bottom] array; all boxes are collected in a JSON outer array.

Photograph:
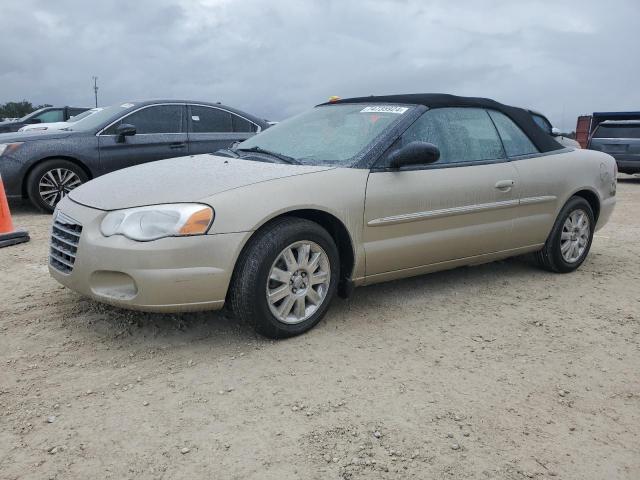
[[1, 0, 638, 130]]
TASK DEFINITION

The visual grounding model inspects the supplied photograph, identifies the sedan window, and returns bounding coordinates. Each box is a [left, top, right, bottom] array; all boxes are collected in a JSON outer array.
[[35, 109, 65, 123], [104, 105, 184, 135], [190, 106, 233, 133], [398, 107, 505, 165], [488, 110, 539, 157]]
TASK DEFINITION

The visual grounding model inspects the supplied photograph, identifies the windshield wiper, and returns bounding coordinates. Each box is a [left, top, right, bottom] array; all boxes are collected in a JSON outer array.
[[214, 148, 240, 158], [236, 146, 300, 164]]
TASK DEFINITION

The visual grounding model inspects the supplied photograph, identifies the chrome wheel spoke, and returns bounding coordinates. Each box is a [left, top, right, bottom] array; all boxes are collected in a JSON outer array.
[[268, 285, 290, 304], [278, 294, 296, 318], [270, 267, 291, 284], [294, 297, 306, 318], [283, 248, 298, 271], [306, 287, 322, 305], [311, 271, 329, 285]]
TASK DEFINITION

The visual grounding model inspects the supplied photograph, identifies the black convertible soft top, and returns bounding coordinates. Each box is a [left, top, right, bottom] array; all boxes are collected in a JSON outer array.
[[320, 93, 563, 153]]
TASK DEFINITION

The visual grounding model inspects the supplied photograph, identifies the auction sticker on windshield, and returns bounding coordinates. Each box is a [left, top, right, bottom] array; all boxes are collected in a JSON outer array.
[[360, 106, 408, 114]]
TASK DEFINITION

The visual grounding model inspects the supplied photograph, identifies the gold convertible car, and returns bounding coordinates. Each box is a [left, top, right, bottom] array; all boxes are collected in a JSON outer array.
[[50, 94, 617, 338]]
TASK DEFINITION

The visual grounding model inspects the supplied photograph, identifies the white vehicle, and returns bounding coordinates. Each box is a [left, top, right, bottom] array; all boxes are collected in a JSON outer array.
[[18, 108, 103, 133]]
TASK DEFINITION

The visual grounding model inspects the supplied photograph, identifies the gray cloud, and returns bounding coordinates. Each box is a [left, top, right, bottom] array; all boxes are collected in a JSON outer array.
[[1, 0, 638, 130]]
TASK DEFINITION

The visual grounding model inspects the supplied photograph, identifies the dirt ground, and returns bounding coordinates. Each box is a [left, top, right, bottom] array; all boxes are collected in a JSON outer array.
[[1, 176, 639, 480]]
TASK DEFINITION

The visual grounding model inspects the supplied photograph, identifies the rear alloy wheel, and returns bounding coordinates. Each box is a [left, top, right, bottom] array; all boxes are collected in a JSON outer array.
[[536, 196, 595, 273], [230, 217, 339, 338], [27, 159, 88, 213]]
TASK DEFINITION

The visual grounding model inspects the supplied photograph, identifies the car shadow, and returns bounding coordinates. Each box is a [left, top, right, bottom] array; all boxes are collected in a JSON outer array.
[[61, 254, 538, 352]]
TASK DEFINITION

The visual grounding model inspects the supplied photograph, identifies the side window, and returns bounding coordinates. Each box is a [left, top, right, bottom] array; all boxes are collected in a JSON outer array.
[[232, 115, 258, 133], [531, 113, 552, 134], [68, 108, 87, 118], [35, 109, 64, 123], [398, 107, 505, 165], [488, 110, 539, 157], [190, 106, 233, 133], [104, 105, 184, 135]]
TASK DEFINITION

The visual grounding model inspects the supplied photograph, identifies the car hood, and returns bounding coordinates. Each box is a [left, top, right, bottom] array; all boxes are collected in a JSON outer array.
[[69, 154, 334, 210], [0, 129, 78, 143]]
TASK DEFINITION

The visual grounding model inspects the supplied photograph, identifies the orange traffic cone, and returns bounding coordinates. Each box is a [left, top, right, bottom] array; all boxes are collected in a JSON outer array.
[[0, 174, 30, 248]]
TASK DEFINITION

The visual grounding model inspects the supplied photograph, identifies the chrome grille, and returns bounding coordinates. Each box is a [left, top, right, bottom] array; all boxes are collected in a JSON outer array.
[[50, 212, 82, 274]]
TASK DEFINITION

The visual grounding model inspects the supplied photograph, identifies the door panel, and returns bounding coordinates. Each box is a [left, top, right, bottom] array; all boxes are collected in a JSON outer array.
[[364, 162, 520, 276], [187, 105, 256, 155], [98, 133, 188, 174], [509, 155, 566, 247], [98, 104, 188, 174]]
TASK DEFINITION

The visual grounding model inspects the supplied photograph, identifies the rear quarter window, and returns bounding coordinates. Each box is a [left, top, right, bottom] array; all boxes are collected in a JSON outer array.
[[488, 110, 539, 157]]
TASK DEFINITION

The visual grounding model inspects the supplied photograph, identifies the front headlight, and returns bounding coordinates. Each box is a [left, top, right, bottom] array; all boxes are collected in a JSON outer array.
[[100, 204, 214, 241], [0, 142, 23, 156]]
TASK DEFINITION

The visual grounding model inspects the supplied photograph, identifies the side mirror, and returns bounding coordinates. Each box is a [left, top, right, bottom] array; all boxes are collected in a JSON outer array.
[[27, 118, 42, 124], [389, 141, 440, 169], [551, 127, 561, 136], [115, 123, 136, 143]]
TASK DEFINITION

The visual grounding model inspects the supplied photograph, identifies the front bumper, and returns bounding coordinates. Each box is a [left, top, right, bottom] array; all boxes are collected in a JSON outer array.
[[49, 198, 251, 312]]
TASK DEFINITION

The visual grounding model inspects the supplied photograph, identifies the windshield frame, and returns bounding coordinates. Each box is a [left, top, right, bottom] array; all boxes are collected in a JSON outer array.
[[64, 104, 140, 133], [233, 103, 422, 169]]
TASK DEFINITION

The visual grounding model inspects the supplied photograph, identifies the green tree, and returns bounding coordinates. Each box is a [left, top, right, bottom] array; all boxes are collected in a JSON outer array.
[[0, 101, 52, 120]]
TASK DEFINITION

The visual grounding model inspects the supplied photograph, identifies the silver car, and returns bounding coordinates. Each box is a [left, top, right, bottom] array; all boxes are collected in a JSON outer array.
[[49, 94, 617, 338]]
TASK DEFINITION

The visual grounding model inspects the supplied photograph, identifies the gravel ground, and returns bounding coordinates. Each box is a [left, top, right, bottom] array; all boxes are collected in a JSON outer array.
[[1, 176, 639, 480]]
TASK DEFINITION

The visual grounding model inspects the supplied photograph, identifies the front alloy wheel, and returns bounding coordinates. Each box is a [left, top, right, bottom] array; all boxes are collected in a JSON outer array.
[[27, 159, 88, 213], [230, 217, 339, 338], [38, 168, 82, 208], [266, 241, 331, 324]]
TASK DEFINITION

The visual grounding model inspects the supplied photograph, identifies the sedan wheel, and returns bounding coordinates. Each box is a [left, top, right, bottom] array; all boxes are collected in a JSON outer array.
[[230, 217, 339, 338], [266, 241, 331, 324], [38, 168, 83, 208], [27, 159, 88, 213], [536, 196, 595, 273]]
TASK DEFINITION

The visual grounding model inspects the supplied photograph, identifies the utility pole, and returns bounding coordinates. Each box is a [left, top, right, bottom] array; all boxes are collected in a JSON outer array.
[[92, 76, 99, 107]]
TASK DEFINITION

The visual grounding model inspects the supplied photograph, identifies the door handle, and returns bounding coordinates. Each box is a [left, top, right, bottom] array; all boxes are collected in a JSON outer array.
[[495, 180, 515, 191], [169, 142, 186, 149]]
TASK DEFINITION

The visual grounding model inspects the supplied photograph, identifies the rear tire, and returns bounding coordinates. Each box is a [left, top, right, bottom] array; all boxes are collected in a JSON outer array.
[[536, 196, 595, 273], [229, 217, 339, 338], [27, 159, 88, 213]]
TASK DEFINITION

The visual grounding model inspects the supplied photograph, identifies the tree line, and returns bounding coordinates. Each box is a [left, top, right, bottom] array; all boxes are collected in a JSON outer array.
[[0, 101, 52, 120]]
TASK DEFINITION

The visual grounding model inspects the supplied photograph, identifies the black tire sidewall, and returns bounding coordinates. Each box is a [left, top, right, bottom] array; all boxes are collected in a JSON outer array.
[[27, 160, 88, 213], [548, 197, 595, 273], [245, 220, 340, 338]]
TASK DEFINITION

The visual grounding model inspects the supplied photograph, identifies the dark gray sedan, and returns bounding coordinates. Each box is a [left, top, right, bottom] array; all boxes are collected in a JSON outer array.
[[0, 100, 268, 211]]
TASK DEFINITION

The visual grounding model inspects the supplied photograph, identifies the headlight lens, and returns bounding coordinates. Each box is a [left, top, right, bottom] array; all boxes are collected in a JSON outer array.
[[100, 204, 214, 241], [0, 142, 23, 156]]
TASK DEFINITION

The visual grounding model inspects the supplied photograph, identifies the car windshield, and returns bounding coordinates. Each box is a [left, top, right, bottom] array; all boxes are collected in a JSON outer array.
[[67, 108, 102, 123], [18, 108, 48, 122], [67, 104, 138, 132], [235, 104, 414, 166]]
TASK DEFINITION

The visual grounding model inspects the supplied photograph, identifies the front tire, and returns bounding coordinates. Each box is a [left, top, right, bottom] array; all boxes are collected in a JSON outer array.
[[26, 159, 88, 213], [230, 217, 339, 338], [536, 196, 595, 273]]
